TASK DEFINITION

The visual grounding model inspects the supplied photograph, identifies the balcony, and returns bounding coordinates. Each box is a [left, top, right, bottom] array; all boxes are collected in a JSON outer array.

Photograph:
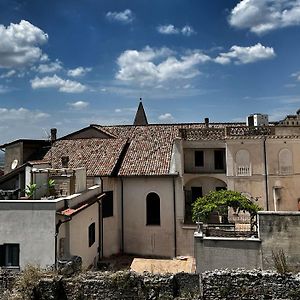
[[236, 165, 251, 176]]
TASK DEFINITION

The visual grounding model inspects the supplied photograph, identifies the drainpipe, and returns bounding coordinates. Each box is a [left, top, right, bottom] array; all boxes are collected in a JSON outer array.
[[97, 197, 103, 259], [121, 177, 124, 253], [55, 215, 72, 270], [172, 176, 177, 257], [263, 137, 269, 210], [97, 177, 104, 260]]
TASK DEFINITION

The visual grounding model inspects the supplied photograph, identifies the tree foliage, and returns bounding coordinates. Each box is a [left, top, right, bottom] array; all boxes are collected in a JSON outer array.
[[192, 190, 262, 223]]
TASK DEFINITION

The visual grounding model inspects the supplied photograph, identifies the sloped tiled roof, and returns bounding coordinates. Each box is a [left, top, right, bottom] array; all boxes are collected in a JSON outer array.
[[42, 122, 251, 177], [43, 138, 128, 176]]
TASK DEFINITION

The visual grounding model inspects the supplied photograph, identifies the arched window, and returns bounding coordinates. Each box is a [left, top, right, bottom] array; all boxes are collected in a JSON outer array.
[[146, 192, 160, 225], [279, 148, 293, 175], [236, 149, 251, 176]]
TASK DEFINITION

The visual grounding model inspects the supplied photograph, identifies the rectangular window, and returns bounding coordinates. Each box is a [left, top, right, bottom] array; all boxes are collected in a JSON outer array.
[[214, 150, 225, 170], [0, 244, 19, 267], [103, 191, 113, 218], [184, 187, 202, 224], [88, 223, 95, 247], [194, 151, 204, 167]]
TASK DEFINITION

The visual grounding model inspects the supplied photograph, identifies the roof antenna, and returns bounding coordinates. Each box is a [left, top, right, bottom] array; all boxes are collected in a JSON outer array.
[[42, 128, 51, 140]]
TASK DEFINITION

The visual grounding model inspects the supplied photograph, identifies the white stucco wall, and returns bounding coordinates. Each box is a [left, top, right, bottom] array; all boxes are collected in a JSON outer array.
[[122, 177, 175, 258], [0, 201, 56, 269]]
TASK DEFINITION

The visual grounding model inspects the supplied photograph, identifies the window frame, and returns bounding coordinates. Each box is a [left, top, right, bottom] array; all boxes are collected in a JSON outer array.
[[0, 243, 20, 268]]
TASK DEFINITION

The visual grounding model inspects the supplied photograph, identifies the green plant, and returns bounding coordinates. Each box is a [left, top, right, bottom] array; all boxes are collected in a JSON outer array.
[[48, 179, 55, 189], [272, 249, 289, 274], [192, 190, 262, 223], [47, 179, 56, 196], [25, 183, 38, 199]]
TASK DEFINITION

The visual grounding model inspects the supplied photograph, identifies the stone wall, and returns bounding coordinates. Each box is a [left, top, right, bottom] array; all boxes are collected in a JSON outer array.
[[201, 269, 300, 300], [258, 211, 300, 270], [1, 269, 300, 299]]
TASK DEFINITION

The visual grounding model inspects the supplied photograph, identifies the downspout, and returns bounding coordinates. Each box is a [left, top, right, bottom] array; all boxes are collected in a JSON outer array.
[[97, 177, 104, 260], [172, 176, 177, 257], [263, 137, 269, 210], [55, 215, 72, 270], [97, 197, 103, 259], [121, 177, 124, 253]]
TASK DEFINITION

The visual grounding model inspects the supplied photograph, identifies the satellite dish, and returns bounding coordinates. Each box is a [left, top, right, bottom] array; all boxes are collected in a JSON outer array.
[[11, 159, 18, 170]]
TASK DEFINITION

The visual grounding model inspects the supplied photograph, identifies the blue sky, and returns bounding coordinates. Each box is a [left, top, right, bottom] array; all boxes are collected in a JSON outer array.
[[1, 0, 300, 143]]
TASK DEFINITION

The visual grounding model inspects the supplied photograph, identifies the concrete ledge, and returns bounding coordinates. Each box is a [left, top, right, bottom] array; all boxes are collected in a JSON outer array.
[[202, 236, 261, 242], [258, 211, 300, 215]]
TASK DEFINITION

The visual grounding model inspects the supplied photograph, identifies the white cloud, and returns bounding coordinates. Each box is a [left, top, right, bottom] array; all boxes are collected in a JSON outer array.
[[34, 59, 63, 73], [215, 43, 275, 65], [31, 74, 87, 93], [106, 9, 134, 24], [0, 70, 16, 78], [291, 71, 300, 81], [0, 107, 49, 121], [181, 25, 196, 36], [0, 85, 10, 93], [157, 24, 179, 34], [68, 101, 89, 109], [0, 20, 48, 68], [158, 113, 174, 122], [157, 24, 196, 36], [116, 46, 210, 86], [67, 66, 92, 77], [114, 107, 136, 113], [229, 0, 300, 34]]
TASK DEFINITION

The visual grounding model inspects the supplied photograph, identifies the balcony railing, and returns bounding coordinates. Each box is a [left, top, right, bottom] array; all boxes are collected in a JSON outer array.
[[236, 165, 251, 176], [226, 126, 275, 136]]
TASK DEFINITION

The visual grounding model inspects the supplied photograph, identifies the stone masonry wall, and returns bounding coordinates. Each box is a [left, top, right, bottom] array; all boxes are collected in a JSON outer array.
[[1, 269, 300, 299]]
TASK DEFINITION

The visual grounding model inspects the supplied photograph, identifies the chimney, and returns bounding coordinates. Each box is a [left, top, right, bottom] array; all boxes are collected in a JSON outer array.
[[50, 128, 57, 142], [204, 118, 209, 128], [61, 156, 69, 168]]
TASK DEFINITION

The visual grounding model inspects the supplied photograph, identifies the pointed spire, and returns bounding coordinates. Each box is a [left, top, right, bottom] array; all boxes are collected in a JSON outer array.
[[133, 98, 148, 125]]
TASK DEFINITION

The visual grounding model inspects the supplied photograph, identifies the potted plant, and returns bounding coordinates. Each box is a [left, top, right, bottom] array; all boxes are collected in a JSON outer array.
[[47, 179, 56, 197], [25, 183, 38, 199]]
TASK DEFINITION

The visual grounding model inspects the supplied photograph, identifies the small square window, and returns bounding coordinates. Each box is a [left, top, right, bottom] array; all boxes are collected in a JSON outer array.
[[0, 244, 19, 267]]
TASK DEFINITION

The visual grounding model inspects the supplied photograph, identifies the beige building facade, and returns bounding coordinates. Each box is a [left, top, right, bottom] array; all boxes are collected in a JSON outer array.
[[2, 104, 300, 262]]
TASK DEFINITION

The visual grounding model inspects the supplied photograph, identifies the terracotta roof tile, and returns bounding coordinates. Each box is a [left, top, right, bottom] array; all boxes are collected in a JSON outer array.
[[44, 122, 280, 177], [43, 138, 127, 176]]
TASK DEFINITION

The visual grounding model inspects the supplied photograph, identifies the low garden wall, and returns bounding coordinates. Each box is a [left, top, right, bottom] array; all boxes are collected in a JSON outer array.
[[2, 269, 300, 299]]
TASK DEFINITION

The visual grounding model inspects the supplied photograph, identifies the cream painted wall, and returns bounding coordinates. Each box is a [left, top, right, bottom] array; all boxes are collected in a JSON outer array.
[[69, 202, 99, 268], [122, 177, 175, 258], [184, 176, 227, 195], [102, 177, 120, 257], [184, 148, 226, 173], [226, 138, 300, 211]]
